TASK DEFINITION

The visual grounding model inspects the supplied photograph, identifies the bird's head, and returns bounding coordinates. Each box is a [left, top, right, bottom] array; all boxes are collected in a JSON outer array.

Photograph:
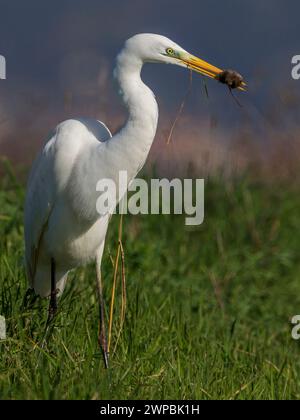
[[120, 33, 246, 91]]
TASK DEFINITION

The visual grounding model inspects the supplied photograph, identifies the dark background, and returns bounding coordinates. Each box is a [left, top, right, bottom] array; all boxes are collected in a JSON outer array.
[[0, 0, 299, 176]]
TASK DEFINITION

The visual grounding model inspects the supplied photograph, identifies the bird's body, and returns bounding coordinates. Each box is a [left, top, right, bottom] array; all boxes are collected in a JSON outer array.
[[25, 108, 158, 296], [25, 34, 163, 297], [24, 119, 112, 296]]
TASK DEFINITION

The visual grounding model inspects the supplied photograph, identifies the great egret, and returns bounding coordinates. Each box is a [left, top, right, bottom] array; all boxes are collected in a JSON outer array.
[[24, 33, 244, 367]]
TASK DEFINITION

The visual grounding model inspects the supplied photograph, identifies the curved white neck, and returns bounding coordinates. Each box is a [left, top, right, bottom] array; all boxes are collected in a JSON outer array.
[[73, 50, 160, 223], [110, 50, 159, 180]]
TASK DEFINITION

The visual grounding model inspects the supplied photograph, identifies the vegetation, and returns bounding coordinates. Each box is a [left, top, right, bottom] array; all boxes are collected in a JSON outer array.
[[1, 163, 300, 400]]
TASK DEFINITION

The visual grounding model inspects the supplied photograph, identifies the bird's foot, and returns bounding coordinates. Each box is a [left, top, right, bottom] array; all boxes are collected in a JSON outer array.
[[98, 331, 109, 369], [103, 350, 109, 370], [46, 288, 59, 326]]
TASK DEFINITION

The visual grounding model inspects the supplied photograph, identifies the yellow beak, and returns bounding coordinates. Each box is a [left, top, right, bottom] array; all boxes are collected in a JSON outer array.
[[181, 53, 246, 91]]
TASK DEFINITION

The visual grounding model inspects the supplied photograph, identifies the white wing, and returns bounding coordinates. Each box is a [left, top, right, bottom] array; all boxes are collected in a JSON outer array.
[[24, 118, 112, 287]]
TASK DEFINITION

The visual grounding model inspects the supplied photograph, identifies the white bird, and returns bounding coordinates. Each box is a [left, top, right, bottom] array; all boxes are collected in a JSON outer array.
[[24, 33, 244, 366]]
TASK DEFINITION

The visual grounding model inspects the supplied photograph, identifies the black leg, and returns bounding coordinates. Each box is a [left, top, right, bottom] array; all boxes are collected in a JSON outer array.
[[38, 258, 59, 359], [47, 257, 58, 326], [99, 293, 109, 369], [96, 263, 109, 369]]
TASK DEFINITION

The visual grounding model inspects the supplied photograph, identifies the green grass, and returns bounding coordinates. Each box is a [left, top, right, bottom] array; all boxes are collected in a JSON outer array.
[[1, 166, 300, 400]]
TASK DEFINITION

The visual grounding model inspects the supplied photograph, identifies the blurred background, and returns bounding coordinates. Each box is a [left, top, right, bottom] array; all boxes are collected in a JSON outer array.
[[0, 0, 300, 180]]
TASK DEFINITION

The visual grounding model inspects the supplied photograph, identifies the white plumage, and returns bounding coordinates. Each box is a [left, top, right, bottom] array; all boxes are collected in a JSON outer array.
[[24, 119, 113, 296]]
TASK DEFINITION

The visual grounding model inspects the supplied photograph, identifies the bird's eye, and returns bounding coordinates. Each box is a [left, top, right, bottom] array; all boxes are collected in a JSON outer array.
[[166, 48, 175, 56]]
